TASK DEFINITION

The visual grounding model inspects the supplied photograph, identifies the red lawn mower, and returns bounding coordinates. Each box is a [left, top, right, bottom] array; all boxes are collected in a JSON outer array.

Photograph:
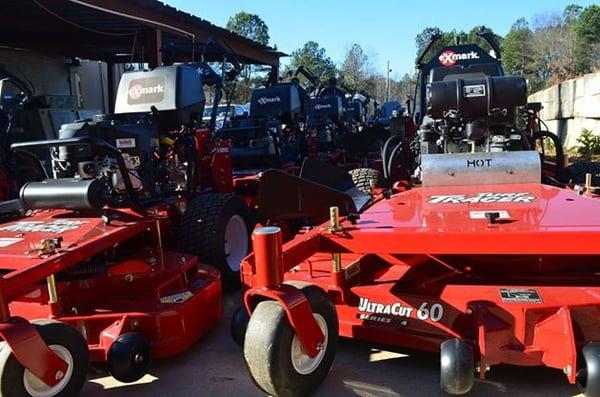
[[0, 62, 253, 396], [234, 28, 600, 397]]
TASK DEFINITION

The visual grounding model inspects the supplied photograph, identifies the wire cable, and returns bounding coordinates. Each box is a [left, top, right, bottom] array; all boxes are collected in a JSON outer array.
[[33, 0, 136, 37]]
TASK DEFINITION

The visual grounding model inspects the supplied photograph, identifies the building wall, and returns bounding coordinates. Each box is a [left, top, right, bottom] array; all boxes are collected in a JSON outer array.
[[0, 46, 108, 114], [529, 72, 600, 149], [0, 47, 71, 96], [77, 60, 109, 113]]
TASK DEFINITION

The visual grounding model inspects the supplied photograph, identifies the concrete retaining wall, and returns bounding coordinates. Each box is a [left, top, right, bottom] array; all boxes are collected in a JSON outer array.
[[529, 72, 600, 148]]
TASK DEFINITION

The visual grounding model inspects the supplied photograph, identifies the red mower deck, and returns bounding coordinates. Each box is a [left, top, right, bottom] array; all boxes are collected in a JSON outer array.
[[239, 182, 600, 396], [0, 209, 222, 391]]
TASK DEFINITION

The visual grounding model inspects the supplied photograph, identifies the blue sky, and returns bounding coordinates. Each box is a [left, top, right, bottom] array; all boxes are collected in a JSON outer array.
[[166, 0, 597, 77]]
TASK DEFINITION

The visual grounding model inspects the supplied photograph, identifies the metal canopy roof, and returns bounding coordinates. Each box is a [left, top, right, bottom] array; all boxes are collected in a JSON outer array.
[[0, 0, 284, 66]]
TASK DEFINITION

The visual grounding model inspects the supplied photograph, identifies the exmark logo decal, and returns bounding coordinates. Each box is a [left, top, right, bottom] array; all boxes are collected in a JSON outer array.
[[428, 192, 536, 204], [257, 96, 281, 105], [314, 103, 332, 110], [438, 50, 480, 67], [128, 83, 164, 100], [0, 220, 87, 234], [127, 76, 166, 105], [358, 297, 444, 325]]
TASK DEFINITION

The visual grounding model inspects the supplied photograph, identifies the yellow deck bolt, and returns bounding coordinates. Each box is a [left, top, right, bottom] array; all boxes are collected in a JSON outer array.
[[329, 206, 342, 232], [585, 173, 593, 193], [47, 274, 58, 304], [332, 252, 342, 272], [329, 206, 342, 271]]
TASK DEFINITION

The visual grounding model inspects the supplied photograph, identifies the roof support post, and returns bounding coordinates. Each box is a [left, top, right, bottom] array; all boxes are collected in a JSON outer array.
[[145, 27, 163, 69], [107, 61, 116, 113]]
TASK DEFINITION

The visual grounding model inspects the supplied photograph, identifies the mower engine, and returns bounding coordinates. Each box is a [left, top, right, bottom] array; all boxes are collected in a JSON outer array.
[[220, 83, 303, 169], [50, 65, 205, 205], [419, 75, 527, 155], [307, 95, 344, 149]]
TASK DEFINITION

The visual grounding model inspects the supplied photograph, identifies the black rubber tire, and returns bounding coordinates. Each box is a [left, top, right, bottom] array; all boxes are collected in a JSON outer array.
[[177, 193, 252, 292], [577, 342, 600, 397], [244, 284, 338, 397], [0, 320, 89, 397], [565, 161, 600, 184], [231, 306, 250, 347], [107, 332, 151, 383], [440, 338, 474, 395], [348, 168, 383, 193]]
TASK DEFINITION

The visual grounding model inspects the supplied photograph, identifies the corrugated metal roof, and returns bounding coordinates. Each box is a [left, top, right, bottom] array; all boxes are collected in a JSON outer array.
[[129, 0, 280, 52], [0, 0, 283, 65]]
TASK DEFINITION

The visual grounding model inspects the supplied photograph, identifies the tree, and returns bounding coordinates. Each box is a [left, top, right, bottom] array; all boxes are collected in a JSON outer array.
[[465, 26, 503, 54], [286, 41, 337, 84], [564, 4, 583, 24], [415, 27, 452, 64], [372, 73, 416, 105], [340, 44, 374, 92], [502, 19, 535, 80], [576, 5, 600, 42], [224, 12, 271, 103], [575, 5, 600, 73], [226, 12, 270, 46], [414, 26, 502, 65]]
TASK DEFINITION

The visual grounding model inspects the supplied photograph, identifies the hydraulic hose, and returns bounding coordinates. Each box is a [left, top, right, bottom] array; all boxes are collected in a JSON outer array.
[[387, 141, 403, 179], [534, 130, 565, 181], [381, 135, 401, 179]]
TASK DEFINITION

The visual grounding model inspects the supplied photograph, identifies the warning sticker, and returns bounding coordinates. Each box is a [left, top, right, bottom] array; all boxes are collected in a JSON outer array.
[[499, 288, 542, 303], [463, 84, 486, 98], [160, 291, 194, 304], [469, 210, 510, 220], [116, 138, 136, 149], [0, 237, 23, 248]]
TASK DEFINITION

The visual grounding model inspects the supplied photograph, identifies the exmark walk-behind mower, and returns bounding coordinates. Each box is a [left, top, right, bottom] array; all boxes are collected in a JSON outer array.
[[0, 63, 253, 396], [236, 30, 600, 397]]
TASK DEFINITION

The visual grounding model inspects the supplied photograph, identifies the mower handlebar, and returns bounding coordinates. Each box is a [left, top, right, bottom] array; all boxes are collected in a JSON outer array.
[[0, 66, 33, 98], [11, 136, 118, 152], [416, 33, 442, 67], [476, 27, 502, 60]]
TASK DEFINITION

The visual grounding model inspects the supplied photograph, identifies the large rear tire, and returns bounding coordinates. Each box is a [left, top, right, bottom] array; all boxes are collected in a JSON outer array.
[[244, 285, 338, 397], [177, 193, 252, 291], [348, 168, 383, 193], [0, 320, 89, 397]]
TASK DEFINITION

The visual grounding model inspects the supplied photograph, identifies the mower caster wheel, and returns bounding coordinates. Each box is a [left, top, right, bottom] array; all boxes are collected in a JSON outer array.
[[244, 284, 338, 397], [440, 338, 474, 395], [0, 319, 89, 397], [231, 306, 250, 347], [577, 342, 600, 397], [108, 332, 151, 383]]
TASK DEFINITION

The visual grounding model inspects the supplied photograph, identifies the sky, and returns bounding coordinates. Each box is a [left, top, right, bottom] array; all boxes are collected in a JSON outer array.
[[165, 0, 597, 77]]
